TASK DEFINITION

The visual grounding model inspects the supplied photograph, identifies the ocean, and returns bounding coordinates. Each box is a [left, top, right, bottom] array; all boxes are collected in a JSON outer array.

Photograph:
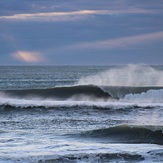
[[0, 65, 163, 163]]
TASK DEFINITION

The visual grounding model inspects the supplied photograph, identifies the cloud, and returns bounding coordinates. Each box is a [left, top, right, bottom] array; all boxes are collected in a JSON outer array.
[[0, 10, 104, 21], [68, 31, 163, 50], [12, 51, 44, 63], [0, 9, 150, 21]]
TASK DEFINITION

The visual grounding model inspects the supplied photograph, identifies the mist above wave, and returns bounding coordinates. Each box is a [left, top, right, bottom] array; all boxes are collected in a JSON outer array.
[[77, 64, 163, 87]]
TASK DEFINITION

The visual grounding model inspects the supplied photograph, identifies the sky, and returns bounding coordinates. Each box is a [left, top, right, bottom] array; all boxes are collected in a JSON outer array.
[[0, 0, 163, 65]]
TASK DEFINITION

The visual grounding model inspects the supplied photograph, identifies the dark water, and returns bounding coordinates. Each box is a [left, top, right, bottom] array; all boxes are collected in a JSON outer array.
[[0, 65, 163, 162]]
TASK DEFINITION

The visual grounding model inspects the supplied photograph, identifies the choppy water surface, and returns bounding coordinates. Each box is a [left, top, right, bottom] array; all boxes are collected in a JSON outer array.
[[0, 65, 163, 162]]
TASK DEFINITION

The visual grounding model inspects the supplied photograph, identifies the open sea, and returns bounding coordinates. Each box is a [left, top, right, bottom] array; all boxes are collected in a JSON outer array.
[[0, 65, 163, 163]]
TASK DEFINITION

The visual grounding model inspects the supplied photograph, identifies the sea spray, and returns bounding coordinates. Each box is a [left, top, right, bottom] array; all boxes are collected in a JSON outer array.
[[77, 64, 163, 86]]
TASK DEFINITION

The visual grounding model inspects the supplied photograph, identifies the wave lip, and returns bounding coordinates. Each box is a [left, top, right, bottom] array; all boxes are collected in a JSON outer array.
[[78, 125, 163, 145]]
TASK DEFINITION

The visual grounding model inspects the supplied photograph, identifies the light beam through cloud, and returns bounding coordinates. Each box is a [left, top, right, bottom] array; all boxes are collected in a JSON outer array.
[[12, 51, 44, 63]]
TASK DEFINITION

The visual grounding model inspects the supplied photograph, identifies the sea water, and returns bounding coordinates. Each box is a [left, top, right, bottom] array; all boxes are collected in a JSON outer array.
[[0, 65, 163, 162]]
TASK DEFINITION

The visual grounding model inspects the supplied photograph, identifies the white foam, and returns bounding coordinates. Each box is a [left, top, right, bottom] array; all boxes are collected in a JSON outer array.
[[0, 140, 162, 163], [121, 89, 163, 103], [0, 92, 163, 109]]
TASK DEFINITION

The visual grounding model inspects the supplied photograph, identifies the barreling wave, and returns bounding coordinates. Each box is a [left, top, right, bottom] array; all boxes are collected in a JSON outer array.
[[1, 87, 163, 110], [78, 125, 163, 145], [2, 85, 113, 101], [102, 86, 163, 99], [2, 84, 163, 100], [1, 85, 163, 110]]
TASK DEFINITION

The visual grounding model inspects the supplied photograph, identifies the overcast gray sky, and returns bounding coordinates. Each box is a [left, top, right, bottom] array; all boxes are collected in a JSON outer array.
[[0, 0, 163, 65]]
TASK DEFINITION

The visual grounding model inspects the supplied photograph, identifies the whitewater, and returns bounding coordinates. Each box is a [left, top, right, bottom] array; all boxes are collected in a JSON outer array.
[[0, 65, 163, 162]]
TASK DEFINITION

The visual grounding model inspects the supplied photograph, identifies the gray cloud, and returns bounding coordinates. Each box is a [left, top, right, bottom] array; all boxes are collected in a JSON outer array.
[[0, 0, 163, 65]]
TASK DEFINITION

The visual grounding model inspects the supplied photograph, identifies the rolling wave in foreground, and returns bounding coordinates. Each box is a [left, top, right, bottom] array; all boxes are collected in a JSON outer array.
[[0, 65, 163, 163]]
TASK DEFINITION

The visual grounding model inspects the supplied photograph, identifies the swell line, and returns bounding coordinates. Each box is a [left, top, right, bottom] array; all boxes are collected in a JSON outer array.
[[77, 125, 163, 145]]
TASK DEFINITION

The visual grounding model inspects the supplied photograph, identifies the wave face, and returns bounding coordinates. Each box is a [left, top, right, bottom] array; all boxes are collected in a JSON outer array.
[[78, 125, 163, 145], [2, 85, 113, 101]]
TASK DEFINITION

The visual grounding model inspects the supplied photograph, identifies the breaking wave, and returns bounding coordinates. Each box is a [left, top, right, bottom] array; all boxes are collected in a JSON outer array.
[[2, 85, 112, 101], [1, 85, 163, 110], [121, 89, 163, 103]]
